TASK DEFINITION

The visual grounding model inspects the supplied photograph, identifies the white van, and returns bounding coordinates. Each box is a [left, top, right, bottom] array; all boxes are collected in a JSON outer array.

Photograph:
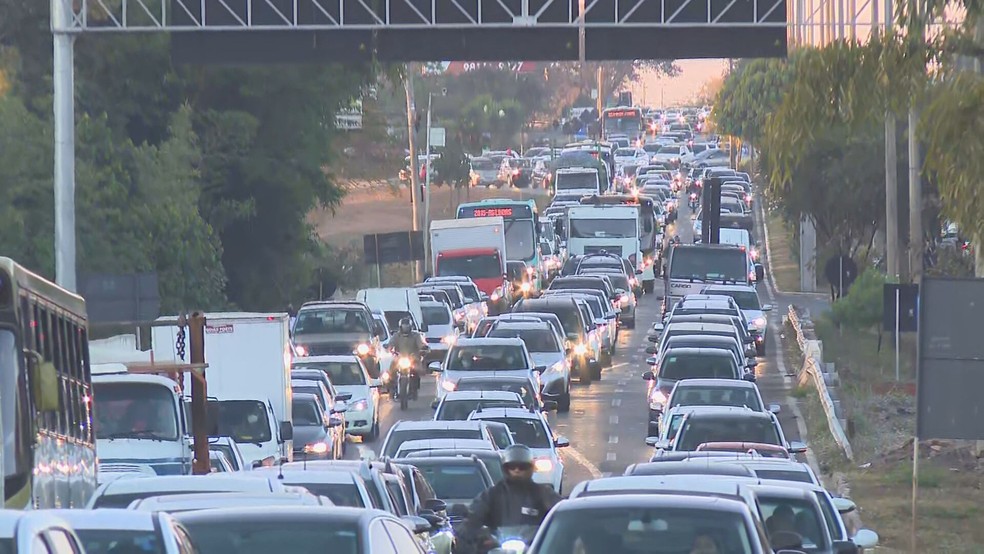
[[356, 288, 427, 332]]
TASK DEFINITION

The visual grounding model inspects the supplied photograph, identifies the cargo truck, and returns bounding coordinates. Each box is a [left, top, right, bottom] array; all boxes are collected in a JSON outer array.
[[430, 217, 510, 314]]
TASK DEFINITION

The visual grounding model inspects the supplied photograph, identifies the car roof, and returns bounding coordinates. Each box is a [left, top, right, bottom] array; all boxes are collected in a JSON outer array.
[[174, 506, 385, 525], [405, 449, 502, 460], [392, 456, 489, 467], [624, 461, 757, 477], [489, 321, 551, 331], [441, 390, 525, 402], [686, 407, 773, 420], [249, 468, 359, 484], [468, 407, 540, 420], [130, 492, 328, 511], [44, 509, 160, 531], [454, 337, 526, 347], [455, 375, 536, 387], [294, 354, 362, 363], [97, 475, 279, 495], [391, 420, 486, 431], [673, 378, 755, 389], [660, 347, 736, 357], [396, 439, 495, 451], [665, 322, 737, 332], [701, 284, 758, 293], [551, 493, 751, 513]]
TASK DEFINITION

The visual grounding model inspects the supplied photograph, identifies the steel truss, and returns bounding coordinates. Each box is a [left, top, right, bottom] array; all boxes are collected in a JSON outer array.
[[53, 0, 787, 33]]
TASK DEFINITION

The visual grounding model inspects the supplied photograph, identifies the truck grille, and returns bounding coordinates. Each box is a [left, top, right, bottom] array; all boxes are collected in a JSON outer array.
[[307, 344, 355, 356], [584, 245, 623, 256]]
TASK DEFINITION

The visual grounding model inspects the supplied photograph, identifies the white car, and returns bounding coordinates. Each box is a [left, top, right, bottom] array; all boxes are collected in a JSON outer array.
[[47, 509, 191, 554], [484, 321, 572, 413], [248, 467, 374, 507], [393, 438, 499, 459], [0, 511, 86, 552], [127, 491, 331, 513], [86, 475, 294, 509], [420, 301, 461, 361], [468, 407, 569, 492], [652, 144, 692, 167], [433, 389, 527, 420], [292, 354, 380, 440], [429, 337, 542, 403], [700, 284, 773, 356]]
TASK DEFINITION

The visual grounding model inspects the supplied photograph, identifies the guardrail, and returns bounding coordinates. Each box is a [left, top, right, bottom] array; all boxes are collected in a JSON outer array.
[[786, 305, 855, 461]]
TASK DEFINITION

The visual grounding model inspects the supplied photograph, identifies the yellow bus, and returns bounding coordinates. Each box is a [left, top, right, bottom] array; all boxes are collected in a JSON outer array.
[[0, 258, 96, 508]]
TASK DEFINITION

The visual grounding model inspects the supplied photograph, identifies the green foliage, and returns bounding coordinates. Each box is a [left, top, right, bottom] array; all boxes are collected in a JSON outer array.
[[432, 140, 471, 188], [459, 94, 526, 150], [831, 268, 889, 331], [713, 57, 797, 144]]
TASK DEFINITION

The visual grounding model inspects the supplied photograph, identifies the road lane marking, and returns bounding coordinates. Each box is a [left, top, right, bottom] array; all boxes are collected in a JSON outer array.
[[609, 415, 619, 425], [609, 362, 628, 370], [561, 447, 603, 479], [611, 398, 622, 407], [608, 435, 619, 444], [606, 452, 617, 461]]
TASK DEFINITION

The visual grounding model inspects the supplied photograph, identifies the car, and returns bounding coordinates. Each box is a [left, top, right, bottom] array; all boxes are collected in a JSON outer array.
[[294, 354, 381, 441], [86, 474, 295, 509], [279, 460, 401, 514], [429, 337, 542, 404], [649, 334, 757, 376], [468, 407, 569, 492], [176, 506, 429, 554], [127, 491, 333, 513], [394, 438, 499, 459], [292, 392, 346, 460], [44, 509, 192, 554], [292, 301, 383, 376], [653, 406, 807, 458], [646, 377, 777, 437], [420, 300, 461, 362], [453, 375, 546, 412], [485, 321, 572, 412], [204, 436, 248, 472], [248, 467, 375, 507], [577, 268, 637, 327], [379, 420, 498, 459], [406, 450, 506, 484], [0, 511, 86, 554], [541, 290, 618, 361], [393, 456, 495, 511], [701, 284, 773, 355], [642, 347, 750, 423], [526, 493, 776, 554], [433, 390, 527, 420]]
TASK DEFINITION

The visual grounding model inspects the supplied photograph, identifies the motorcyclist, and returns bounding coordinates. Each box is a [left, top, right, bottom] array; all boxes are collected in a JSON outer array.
[[458, 444, 563, 554], [390, 317, 427, 397]]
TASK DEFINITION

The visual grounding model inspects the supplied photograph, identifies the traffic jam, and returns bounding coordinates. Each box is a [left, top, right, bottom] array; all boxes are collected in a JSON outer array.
[[0, 106, 881, 554]]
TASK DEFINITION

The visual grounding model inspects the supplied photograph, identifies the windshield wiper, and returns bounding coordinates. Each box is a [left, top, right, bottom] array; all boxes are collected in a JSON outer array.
[[103, 430, 170, 441]]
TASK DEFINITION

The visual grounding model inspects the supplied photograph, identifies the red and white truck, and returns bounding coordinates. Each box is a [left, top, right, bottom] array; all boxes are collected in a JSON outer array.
[[430, 217, 511, 314]]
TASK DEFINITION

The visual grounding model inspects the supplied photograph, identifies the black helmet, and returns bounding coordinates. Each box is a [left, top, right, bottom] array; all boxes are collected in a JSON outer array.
[[501, 444, 535, 467]]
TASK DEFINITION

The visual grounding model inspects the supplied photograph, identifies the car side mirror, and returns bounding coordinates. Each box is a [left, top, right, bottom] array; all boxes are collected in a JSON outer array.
[[742, 372, 756, 383], [328, 416, 343, 428], [652, 322, 664, 332], [535, 365, 548, 374], [335, 392, 353, 402], [851, 529, 879, 549], [332, 401, 348, 414], [645, 345, 657, 354], [542, 400, 558, 411], [642, 370, 655, 381], [768, 403, 782, 414], [754, 264, 765, 282], [424, 498, 448, 512], [402, 515, 432, 535], [647, 334, 659, 343], [555, 436, 570, 448], [645, 356, 657, 365], [370, 379, 382, 388], [428, 361, 443, 372], [279, 421, 294, 442], [761, 304, 774, 312], [251, 459, 265, 469], [831, 540, 860, 554], [788, 441, 808, 454], [831, 497, 856, 514]]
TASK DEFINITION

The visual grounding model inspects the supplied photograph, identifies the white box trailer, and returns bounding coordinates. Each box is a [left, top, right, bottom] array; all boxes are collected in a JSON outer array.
[[152, 312, 293, 467], [430, 217, 510, 312]]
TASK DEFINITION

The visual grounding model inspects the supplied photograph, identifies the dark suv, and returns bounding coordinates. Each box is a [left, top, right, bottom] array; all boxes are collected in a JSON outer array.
[[292, 301, 382, 376]]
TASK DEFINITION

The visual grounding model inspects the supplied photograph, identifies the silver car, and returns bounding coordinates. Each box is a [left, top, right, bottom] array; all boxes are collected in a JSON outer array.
[[485, 321, 572, 412]]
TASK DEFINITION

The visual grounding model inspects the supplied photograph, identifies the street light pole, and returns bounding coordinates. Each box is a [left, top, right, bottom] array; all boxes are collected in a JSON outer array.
[[424, 92, 433, 276]]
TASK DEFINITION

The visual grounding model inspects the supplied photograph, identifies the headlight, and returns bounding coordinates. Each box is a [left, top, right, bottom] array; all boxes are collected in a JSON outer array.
[[294, 345, 309, 356], [548, 361, 565, 374], [533, 458, 554, 472], [520, 282, 532, 293], [443, 334, 457, 345], [573, 344, 588, 356], [619, 294, 629, 306], [351, 399, 369, 411], [304, 442, 329, 455], [398, 357, 412, 369], [753, 317, 767, 329], [454, 311, 464, 320], [355, 343, 371, 356], [501, 539, 527, 553], [441, 380, 457, 392], [381, 372, 391, 383]]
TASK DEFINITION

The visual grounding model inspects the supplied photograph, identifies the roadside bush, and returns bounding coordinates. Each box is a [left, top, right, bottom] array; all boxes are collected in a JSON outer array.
[[830, 267, 888, 331]]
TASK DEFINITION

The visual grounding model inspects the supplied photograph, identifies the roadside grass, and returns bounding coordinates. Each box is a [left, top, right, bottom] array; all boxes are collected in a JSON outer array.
[[764, 210, 800, 293], [785, 318, 984, 553]]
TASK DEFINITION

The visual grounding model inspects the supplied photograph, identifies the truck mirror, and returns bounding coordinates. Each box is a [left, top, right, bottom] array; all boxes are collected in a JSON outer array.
[[279, 421, 294, 442]]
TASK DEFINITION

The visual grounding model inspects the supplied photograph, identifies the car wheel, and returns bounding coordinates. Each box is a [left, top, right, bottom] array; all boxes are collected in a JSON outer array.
[[591, 360, 602, 380], [648, 423, 659, 437], [367, 421, 379, 442], [558, 386, 572, 413], [643, 280, 655, 294], [625, 317, 636, 329], [756, 341, 766, 357], [579, 361, 593, 385]]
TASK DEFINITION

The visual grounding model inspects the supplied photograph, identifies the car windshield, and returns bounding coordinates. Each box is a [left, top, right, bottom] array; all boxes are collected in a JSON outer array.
[[207, 400, 272, 444], [755, 469, 814, 484], [210, 444, 241, 471], [535, 507, 755, 554], [488, 329, 559, 353], [677, 417, 781, 451], [383, 428, 483, 457], [551, 279, 606, 294], [556, 172, 598, 191], [455, 381, 536, 408], [437, 399, 523, 420], [591, 273, 629, 290], [423, 305, 452, 325], [505, 220, 536, 261], [75, 530, 165, 554], [293, 360, 367, 386], [707, 290, 761, 310], [455, 283, 481, 303], [669, 248, 748, 282], [661, 354, 737, 381], [295, 308, 370, 335], [615, 148, 636, 156], [472, 158, 495, 169], [759, 498, 830, 550], [518, 305, 582, 341], [179, 520, 359, 554], [485, 417, 551, 448], [438, 253, 502, 279], [658, 146, 680, 154], [415, 464, 489, 499], [295, 483, 365, 507], [569, 218, 636, 238], [446, 345, 528, 371], [94, 382, 179, 441], [668, 386, 762, 411], [292, 399, 323, 426]]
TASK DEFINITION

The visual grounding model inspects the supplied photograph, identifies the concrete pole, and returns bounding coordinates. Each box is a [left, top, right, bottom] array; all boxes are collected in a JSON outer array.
[[908, 107, 922, 283], [424, 93, 433, 275], [800, 215, 818, 292], [885, 114, 900, 280], [52, 0, 77, 292], [404, 65, 421, 282]]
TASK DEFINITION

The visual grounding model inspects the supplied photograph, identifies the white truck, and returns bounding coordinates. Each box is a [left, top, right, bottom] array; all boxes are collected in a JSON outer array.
[[152, 312, 294, 468], [554, 167, 602, 198], [430, 217, 510, 314], [566, 205, 642, 263], [89, 334, 193, 477]]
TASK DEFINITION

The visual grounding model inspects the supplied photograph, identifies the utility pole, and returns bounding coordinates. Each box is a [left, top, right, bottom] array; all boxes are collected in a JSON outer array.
[[52, 0, 77, 292], [188, 313, 211, 475], [596, 66, 604, 114], [907, 0, 923, 284], [424, 92, 433, 275], [883, 0, 900, 280], [404, 64, 421, 282]]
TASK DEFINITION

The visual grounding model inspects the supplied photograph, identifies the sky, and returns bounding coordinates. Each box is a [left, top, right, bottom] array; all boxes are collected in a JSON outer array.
[[626, 59, 728, 108]]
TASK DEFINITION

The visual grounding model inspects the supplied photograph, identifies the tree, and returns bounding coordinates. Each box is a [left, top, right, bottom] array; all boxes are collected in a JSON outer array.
[[713, 56, 798, 146], [432, 140, 471, 188]]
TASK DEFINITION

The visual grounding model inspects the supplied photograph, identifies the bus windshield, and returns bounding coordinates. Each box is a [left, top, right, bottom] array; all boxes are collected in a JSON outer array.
[[0, 329, 17, 477], [569, 218, 636, 239], [94, 382, 180, 441], [603, 112, 642, 135], [669, 248, 748, 282], [505, 220, 536, 261], [437, 253, 502, 279], [555, 172, 598, 191]]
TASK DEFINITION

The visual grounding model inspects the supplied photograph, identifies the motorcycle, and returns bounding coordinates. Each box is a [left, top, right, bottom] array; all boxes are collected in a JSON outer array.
[[487, 526, 538, 554], [688, 192, 699, 210], [395, 355, 420, 410]]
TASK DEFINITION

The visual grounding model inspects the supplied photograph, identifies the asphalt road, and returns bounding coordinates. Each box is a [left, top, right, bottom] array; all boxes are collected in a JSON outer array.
[[350, 181, 821, 493]]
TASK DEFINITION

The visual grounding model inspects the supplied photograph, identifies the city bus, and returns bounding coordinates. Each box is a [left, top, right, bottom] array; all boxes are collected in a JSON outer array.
[[602, 106, 644, 145], [457, 199, 543, 289], [0, 258, 96, 509]]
